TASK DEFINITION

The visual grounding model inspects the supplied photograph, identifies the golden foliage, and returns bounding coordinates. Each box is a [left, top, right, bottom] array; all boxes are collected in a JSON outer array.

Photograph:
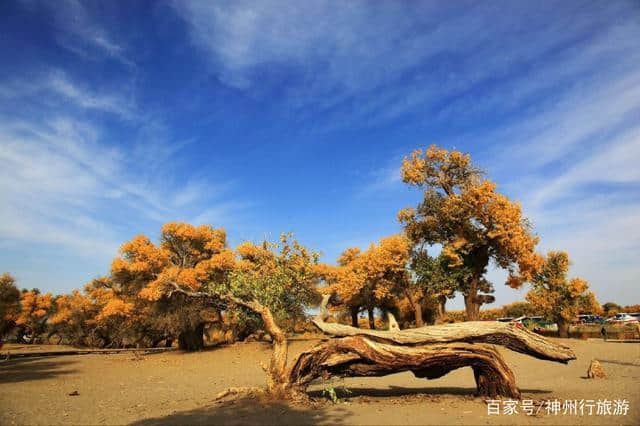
[[439, 181, 542, 286], [111, 222, 235, 302], [526, 251, 599, 324], [111, 235, 169, 289], [320, 235, 410, 309], [229, 233, 321, 323], [399, 145, 542, 300], [49, 290, 94, 325], [0, 273, 21, 324], [624, 304, 640, 313], [401, 145, 478, 192], [15, 290, 53, 330], [96, 297, 134, 321]]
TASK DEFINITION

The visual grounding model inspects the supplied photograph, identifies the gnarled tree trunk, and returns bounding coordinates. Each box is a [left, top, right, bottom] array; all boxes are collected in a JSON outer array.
[[464, 279, 481, 321], [367, 306, 375, 330], [436, 295, 447, 321], [414, 304, 424, 327], [557, 318, 569, 338], [464, 248, 490, 321], [178, 323, 204, 351], [226, 296, 575, 401], [405, 291, 424, 327], [350, 306, 359, 328], [219, 294, 291, 398]]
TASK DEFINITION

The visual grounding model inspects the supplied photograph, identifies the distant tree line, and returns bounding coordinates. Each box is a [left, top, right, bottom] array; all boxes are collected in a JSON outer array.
[[1, 145, 619, 346]]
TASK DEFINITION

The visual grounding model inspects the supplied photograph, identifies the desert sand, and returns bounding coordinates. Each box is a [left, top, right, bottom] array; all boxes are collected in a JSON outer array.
[[1, 338, 638, 425]]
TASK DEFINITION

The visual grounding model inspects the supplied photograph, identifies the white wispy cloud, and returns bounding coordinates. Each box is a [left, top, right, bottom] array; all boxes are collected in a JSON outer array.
[[0, 70, 137, 121], [0, 123, 121, 257], [339, 0, 640, 306], [0, 72, 246, 264], [190, 201, 252, 227], [173, 0, 640, 132], [21, 0, 134, 67], [48, 72, 137, 120], [527, 127, 640, 208], [485, 103, 639, 305], [4, 0, 638, 304], [359, 165, 402, 197]]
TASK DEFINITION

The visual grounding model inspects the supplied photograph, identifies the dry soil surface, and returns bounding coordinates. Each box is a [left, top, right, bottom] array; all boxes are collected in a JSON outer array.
[[1, 338, 638, 425]]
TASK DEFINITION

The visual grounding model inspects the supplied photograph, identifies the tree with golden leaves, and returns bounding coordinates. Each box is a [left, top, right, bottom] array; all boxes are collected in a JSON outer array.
[[164, 232, 321, 397], [360, 235, 411, 329], [112, 222, 234, 350], [500, 301, 539, 318], [320, 235, 410, 329], [0, 273, 21, 339], [49, 276, 165, 348], [623, 304, 640, 313], [399, 145, 542, 320], [578, 293, 603, 316], [85, 276, 151, 347], [15, 289, 53, 342], [410, 252, 463, 324], [316, 247, 366, 327], [391, 290, 440, 327], [49, 289, 98, 346], [526, 251, 599, 337]]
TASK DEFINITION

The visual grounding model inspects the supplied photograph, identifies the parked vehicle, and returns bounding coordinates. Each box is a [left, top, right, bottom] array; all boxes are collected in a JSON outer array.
[[601, 313, 640, 340], [496, 316, 558, 331], [524, 316, 544, 324], [511, 316, 526, 329], [605, 313, 639, 324], [522, 316, 554, 328], [576, 314, 604, 324]]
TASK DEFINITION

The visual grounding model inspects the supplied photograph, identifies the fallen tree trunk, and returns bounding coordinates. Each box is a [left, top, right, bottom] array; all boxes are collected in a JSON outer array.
[[187, 292, 575, 401], [286, 337, 521, 398], [311, 295, 576, 364], [311, 318, 576, 363], [262, 295, 576, 400]]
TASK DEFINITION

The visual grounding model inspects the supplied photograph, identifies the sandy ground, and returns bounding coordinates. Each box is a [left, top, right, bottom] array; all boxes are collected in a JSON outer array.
[[0, 344, 82, 354], [1, 338, 638, 425]]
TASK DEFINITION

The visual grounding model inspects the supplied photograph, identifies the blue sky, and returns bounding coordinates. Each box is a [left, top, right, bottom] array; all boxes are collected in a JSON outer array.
[[1, 0, 639, 309]]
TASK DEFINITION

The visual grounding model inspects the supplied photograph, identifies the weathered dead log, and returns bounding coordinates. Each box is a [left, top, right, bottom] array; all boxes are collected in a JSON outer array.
[[312, 319, 575, 363], [312, 296, 576, 363], [198, 293, 574, 401], [286, 336, 520, 398], [272, 295, 577, 400]]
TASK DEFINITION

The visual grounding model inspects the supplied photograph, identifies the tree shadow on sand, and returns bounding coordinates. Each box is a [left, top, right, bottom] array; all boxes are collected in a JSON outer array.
[[0, 357, 78, 384], [131, 398, 351, 426]]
